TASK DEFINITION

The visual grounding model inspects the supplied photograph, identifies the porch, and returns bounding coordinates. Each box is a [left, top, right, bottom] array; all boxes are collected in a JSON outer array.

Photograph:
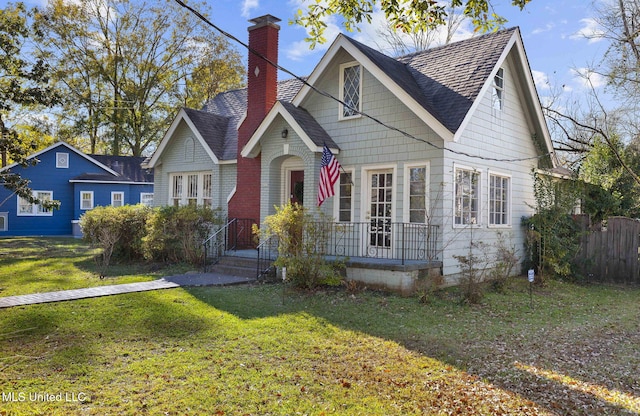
[[204, 220, 441, 295]]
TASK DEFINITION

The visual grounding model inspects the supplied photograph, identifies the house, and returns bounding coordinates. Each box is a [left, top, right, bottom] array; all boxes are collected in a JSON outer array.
[[0, 142, 154, 237], [146, 15, 556, 291]]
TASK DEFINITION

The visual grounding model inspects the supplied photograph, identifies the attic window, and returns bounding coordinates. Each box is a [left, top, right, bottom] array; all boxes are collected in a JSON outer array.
[[340, 62, 362, 119], [492, 68, 504, 111], [56, 152, 69, 168]]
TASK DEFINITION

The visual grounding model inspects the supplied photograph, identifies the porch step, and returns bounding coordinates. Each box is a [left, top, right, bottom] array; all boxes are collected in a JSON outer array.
[[208, 255, 257, 279]]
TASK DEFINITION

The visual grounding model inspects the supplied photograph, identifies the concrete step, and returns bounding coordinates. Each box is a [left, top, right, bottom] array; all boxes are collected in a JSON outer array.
[[208, 255, 257, 279]]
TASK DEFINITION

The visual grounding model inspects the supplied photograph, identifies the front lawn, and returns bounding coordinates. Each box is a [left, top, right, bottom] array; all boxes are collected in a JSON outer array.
[[0, 237, 192, 296], [0, 238, 638, 415]]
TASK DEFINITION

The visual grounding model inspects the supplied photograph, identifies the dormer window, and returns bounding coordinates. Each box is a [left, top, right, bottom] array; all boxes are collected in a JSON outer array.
[[492, 67, 504, 111], [340, 62, 362, 119]]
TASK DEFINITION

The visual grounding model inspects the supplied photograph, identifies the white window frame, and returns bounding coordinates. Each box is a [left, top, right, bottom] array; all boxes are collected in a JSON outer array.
[[488, 171, 511, 227], [334, 168, 355, 223], [169, 172, 213, 207], [339, 62, 362, 120], [111, 191, 124, 207], [140, 192, 154, 207], [403, 162, 430, 224], [453, 165, 481, 227], [492, 67, 504, 111], [80, 191, 94, 210], [56, 152, 69, 168], [0, 212, 8, 231], [17, 191, 54, 216]]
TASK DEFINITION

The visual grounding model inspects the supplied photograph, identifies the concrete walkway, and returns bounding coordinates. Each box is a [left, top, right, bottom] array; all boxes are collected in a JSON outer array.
[[0, 273, 253, 309]]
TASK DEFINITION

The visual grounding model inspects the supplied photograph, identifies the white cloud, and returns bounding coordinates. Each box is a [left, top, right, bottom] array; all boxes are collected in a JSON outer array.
[[532, 23, 555, 35], [241, 0, 259, 18], [570, 18, 605, 44], [531, 70, 550, 90], [571, 67, 607, 89]]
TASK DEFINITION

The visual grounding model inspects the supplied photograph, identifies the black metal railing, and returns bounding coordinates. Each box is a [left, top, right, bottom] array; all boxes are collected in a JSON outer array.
[[316, 221, 439, 264], [203, 217, 256, 271], [253, 222, 439, 277], [256, 234, 279, 281]]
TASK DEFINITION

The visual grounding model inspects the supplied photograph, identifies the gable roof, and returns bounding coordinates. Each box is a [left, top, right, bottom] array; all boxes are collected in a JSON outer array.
[[242, 101, 339, 158], [147, 78, 306, 167], [151, 27, 553, 166], [0, 141, 118, 176]]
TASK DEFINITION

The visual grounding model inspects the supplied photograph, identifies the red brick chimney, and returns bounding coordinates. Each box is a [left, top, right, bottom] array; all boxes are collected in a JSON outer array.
[[228, 15, 280, 225]]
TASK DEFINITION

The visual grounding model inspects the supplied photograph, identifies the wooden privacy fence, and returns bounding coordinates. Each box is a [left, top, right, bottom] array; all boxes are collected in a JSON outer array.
[[575, 215, 640, 284]]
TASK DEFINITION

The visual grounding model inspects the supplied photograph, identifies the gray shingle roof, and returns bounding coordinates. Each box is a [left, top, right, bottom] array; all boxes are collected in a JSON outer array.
[[88, 155, 153, 183], [279, 101, 338, 149], [188, 28, 516, 159]]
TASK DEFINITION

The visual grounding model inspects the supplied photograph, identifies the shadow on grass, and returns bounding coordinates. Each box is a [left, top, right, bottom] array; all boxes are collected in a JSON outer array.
[[185, 283, 639, 416]]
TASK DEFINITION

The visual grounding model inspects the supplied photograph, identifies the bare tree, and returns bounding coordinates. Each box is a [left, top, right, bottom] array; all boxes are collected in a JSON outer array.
[[374, 5, 469, 56]]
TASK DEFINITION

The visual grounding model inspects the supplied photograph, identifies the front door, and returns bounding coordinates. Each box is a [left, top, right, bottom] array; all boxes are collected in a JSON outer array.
[[289, 170, 304, 205], [366, 169, 393, 257]]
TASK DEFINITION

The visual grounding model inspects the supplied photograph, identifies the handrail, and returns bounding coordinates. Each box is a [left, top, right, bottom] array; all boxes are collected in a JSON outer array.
[[202, 218, 237, 271], [256, 234, 279, 281]]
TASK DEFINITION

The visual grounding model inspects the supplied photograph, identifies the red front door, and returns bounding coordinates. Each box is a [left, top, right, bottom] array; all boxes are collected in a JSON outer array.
[[289, 170, 304, 205]]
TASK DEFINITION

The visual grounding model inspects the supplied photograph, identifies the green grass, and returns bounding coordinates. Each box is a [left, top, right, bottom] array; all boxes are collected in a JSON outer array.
[[0, 238, 639, 415], [0, 237, 192, 296]]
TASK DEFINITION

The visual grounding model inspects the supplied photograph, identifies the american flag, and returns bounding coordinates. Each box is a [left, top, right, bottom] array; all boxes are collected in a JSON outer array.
[[317, 145, 340, 206]]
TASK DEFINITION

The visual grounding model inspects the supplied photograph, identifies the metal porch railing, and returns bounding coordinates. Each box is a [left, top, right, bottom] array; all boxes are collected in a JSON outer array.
[[202, 218, 256, 271]]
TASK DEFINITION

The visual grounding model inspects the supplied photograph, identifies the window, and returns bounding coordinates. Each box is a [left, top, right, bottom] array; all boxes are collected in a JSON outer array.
[[202, 174, 212, 207], [406, 164, 428, 223], [336, 170, 354, 222], [111, 192, 124, 207], [56, 152, 69, 168], [340, 63, 361, 119], [454, 167, 480, 226], [81, 191, 94, 210], [17, 191, 54, 216], [171, 174, 183, 207], [170, 172, 213, 206], [140, 193, 154, 207], [492, 67, 504, 110], [0, 212, 7, 231], [489, 173, 510, 226]]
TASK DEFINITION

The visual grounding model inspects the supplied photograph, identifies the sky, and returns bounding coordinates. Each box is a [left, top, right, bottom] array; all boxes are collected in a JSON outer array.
[[9, 0, 613, 108]]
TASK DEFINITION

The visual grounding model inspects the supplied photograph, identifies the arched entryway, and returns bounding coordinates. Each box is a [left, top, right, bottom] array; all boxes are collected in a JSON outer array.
[[281, 156, 305, 206]]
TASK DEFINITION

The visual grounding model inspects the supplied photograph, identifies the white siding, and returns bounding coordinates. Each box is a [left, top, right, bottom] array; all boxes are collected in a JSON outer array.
[[439, 55, 538, 278]]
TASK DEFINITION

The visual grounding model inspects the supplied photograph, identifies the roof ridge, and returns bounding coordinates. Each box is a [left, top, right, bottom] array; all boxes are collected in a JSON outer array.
[[396, 26, 518, 60]]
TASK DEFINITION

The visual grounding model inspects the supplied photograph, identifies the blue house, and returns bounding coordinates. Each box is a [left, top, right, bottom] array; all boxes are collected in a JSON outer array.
[[0, 142, 153, 237]]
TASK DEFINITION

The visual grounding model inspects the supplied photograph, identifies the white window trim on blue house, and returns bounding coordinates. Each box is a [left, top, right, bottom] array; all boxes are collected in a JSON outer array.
[[17, 191, 54, 216], [0, 212, 8, 231], [111, 191, 124, 207], [56, 152, 69, 168], [81, 191, 94, 210], [140, 192, 154, 206]]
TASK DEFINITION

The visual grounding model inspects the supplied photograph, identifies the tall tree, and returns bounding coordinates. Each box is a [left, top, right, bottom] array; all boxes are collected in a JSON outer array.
[[0, 2, 59, 209], [293, 0, 531, 47], [375, 4, 470, 56], [36, 0, 244, 156]]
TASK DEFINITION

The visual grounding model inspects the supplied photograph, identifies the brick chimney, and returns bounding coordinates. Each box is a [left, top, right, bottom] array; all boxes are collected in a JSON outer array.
[[228, 14, 280, 226]]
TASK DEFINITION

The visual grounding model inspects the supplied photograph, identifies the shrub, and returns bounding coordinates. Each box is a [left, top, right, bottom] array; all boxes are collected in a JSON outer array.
[[489, 232, 519, 293], [143, 205, 224, 264], [79, 204, 151, 274], [258, 203, 344, 289]]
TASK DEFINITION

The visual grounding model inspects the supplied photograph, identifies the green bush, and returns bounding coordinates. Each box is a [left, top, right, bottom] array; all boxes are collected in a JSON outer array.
[[80, 204, 151, 274], [258, 203, 344, 289], [143, 205, 224, 264]]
